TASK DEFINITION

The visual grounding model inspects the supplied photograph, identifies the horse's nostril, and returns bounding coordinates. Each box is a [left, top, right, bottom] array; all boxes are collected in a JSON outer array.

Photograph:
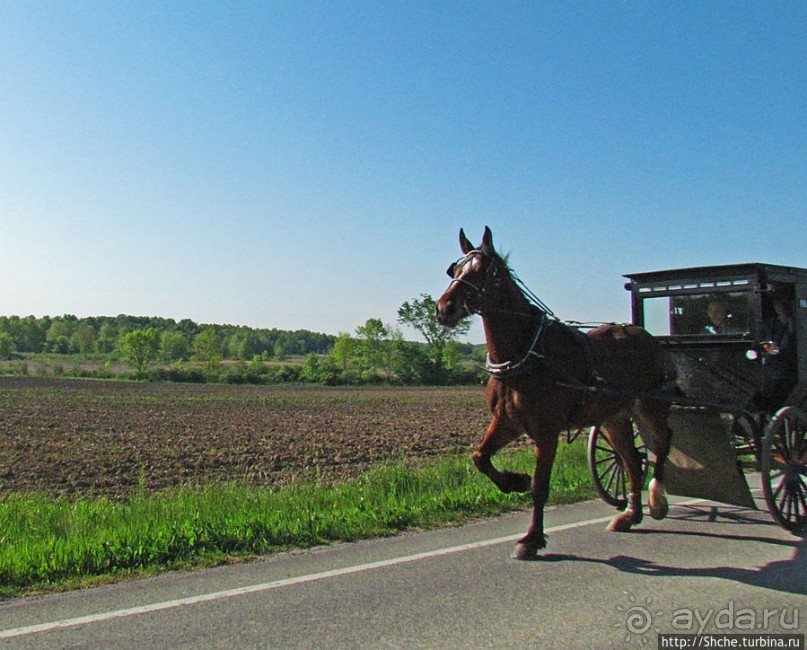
[[436, 302, 454, 325]]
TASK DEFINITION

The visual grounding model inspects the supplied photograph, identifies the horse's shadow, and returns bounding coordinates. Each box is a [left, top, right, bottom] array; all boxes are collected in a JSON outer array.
[[537, 506, 807, 596]]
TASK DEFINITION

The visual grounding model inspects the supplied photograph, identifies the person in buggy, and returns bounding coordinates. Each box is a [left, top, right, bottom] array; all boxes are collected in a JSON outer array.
[[753, 285, 798, 413]]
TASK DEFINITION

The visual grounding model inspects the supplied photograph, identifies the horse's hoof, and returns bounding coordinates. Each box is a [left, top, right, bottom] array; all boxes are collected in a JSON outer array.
[[501, 471, 531, 493], [607, 511, 637, 532], [511, 543, 541, 561], [649, 502, 668, 520], [648, 479, 669, 520], [511, 534, 546, 560]]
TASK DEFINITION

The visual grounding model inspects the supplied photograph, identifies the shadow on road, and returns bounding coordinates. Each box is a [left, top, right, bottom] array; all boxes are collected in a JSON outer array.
[[538, 505, 807, 596]]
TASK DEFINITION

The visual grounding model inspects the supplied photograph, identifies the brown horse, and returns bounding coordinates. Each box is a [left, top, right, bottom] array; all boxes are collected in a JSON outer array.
[[436, 227, 674, 560]]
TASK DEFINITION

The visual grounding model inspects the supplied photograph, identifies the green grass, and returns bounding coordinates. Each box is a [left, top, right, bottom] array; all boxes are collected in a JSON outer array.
[[0, 442, 593, 597]]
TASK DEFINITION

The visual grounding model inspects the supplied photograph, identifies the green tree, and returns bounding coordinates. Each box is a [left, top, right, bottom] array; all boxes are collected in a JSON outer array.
[[0, 332, 15, 360], [70, 322, 97, 354], [442, 340, 462, 370], [355, 318, 391, 377], [119, 328, 161, 376], [398, 294, 471, 380], [300, 353, 322, 382], [3, 316, 47, 352], [329, 332, 356, 372], [194, 328, 222, 372], [45, 319, 75, 353], [96, 322, 118, 354], [390, 339, 431, 384], [162, 331, 190, 362]]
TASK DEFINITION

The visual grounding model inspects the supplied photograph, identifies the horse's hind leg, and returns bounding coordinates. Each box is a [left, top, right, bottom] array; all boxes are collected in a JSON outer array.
[[602, 416, 645, 532], [635, 399, 672, 520], [472, 418, 531, 493]]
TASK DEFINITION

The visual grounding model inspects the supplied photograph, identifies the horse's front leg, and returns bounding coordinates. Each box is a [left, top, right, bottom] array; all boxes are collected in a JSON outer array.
[[512, 437, 558, 561], [472, 418, 530, 494]]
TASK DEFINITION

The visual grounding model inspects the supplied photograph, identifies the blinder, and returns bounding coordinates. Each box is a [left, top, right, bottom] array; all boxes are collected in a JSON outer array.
[[443, 250, 501, 317]]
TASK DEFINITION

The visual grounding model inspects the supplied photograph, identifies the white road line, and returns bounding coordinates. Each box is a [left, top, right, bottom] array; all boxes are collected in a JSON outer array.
[[0, 502, 706, 640]]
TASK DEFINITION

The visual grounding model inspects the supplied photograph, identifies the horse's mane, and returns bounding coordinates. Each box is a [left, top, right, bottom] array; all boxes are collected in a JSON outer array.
[[488, 249, 554, 319]]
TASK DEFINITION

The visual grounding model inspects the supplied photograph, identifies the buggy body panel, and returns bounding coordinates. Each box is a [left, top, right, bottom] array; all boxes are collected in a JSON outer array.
[[625, 262, 807, 409]]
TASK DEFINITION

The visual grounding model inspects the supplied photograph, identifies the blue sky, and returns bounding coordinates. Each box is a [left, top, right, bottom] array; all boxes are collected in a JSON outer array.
[[1, 1, 804, 343]]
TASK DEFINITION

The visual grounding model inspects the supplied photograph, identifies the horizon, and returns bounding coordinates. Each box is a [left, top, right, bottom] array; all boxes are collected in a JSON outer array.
[[0, 310, 481, 346]]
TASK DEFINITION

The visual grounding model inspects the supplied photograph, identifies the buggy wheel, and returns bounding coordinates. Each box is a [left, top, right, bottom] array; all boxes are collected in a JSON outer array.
[[587, 424, 648, 510], [761, 407, 807, 531]]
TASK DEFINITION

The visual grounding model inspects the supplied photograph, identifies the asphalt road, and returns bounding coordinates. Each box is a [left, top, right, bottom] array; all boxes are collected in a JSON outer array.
[[1, 481, 805, 649]]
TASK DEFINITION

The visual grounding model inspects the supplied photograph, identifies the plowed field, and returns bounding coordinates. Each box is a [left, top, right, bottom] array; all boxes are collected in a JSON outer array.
[[0, 377, 491, 499]]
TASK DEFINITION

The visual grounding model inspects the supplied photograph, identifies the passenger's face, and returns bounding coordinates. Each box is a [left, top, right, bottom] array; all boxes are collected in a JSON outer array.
[[773, 300, 791, 320], [708, 304, 726, 325]]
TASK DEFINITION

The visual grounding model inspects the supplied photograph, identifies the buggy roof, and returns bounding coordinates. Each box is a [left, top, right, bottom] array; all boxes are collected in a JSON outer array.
[[624, 263, 807, 290]]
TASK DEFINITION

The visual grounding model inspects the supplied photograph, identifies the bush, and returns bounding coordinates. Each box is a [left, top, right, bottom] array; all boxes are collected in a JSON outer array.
[[148, 366, 208, 384], [266, 364, 302, 383]]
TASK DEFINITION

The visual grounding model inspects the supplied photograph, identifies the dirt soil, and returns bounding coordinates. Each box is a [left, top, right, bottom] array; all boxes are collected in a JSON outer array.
[[0, 377, 492, 499]]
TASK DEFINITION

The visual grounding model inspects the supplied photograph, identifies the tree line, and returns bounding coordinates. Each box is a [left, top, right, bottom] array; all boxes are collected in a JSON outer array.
[[0, 314, 335, 360], [0, 296, 483, 385]]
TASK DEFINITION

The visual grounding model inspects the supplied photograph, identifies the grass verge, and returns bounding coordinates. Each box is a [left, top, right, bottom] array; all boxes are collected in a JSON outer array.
[[0, 442, 594, 597]]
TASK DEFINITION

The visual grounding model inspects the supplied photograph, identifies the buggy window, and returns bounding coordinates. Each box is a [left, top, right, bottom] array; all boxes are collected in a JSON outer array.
[[642, 291, 752, 337]]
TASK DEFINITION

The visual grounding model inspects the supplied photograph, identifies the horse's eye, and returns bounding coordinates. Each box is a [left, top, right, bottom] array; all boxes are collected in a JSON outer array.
[[446, 263, 457, 277]]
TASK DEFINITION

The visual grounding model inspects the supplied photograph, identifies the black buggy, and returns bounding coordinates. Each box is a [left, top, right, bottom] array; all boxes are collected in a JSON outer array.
[[588, 263, 807, 531]]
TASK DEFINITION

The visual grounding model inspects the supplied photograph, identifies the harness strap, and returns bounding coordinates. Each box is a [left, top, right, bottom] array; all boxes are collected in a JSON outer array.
[[485, 318, 604, 386], [484, 316, 550, 378], [570, 326, 604, 385]]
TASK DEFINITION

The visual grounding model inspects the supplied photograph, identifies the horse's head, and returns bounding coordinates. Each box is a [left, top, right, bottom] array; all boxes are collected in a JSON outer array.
[[436, 226, 504, 327]]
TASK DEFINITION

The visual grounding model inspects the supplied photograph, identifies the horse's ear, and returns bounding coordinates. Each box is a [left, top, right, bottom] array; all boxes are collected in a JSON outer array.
[[481, 226, 494, 252], [459, 228, 474, 254]]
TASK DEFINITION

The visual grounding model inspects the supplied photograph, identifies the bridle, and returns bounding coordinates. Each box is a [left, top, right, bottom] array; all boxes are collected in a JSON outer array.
[[445, 249, 501, 317], [446, 249, 554, 320]]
